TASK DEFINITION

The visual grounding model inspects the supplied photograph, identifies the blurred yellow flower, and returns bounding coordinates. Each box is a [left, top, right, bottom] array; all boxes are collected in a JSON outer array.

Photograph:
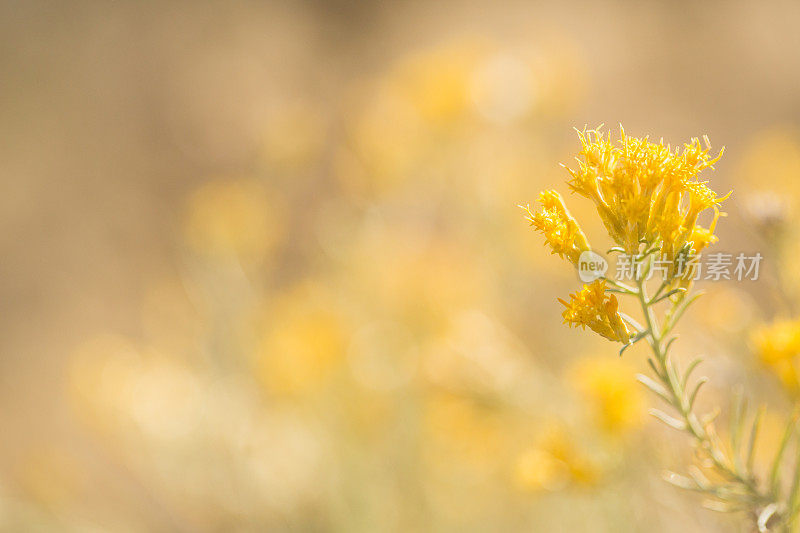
[[343, 80, 427, 195], [514, 447, 569, 492], [347, 225, 488, 338], [183, 178, 283, 263], [424, 393, 507, 475], [341, 39, 484, 197], [256, 284, 349, 396], [752, 318, 800, 391], [570, 356, 644, 434], [391, 40, 484, 126], [514, 426, 603, 492]]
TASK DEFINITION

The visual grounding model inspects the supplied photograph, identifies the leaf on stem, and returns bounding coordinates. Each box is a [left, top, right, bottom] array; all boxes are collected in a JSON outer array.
[[729, 389, 747, 476], [682, 357, 704, 389], [664, 336, 679, 355], [688, 377, 709, 410], [688, 465, 711, 490], [665, 291, 705, 334], [618, 312, 646, 334], [650, 287, 687, 305], [702, 499, 743, 513], [769, 412, 798, 498], [647, 357, 664, 381], [650, 408, 687, 430], [620, 330, 649, 356], [637, 374, 673, 405], [747, 406, 764, 476], [663, 470, 695, 490], [757, 503, 779, 533]]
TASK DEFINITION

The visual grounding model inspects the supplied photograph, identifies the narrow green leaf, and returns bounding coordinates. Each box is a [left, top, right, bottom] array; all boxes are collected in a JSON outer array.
[[637, 374, 673, 405], [665, 355, 682, 396], [688, 377, 708, 409], [747, 406, 764, 476], [647, 357, 665, 381], [702, 406, 721, 427], [729, 390, 747, 476], [650, 287, 687, 305], [682, 357, 704, 389], [650, 408, 686, 430], [757, 503, 779, 533], [769, 412, 798, 497], [666, 291, 704, 333], [620, 331, 649, 356], [688, 465, 710, 490], [787, 443, 800, 520], [664, 336, 679, 355], [618, 312, 645, 333], [702, 499, 743, 513], [662, 470, 694, 490]]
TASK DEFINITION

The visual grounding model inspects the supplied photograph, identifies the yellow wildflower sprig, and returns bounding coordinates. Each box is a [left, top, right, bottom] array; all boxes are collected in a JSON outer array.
[[522, 127, 800, 531], [564, 126, 727, 260], [520, 190, 590, 265], [559, 280, 632, 343]]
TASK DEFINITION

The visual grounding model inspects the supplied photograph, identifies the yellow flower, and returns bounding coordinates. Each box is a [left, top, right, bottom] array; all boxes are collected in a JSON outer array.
[[558, 280, 632, 343], [689, 206, 722, 253], [564, 126, 727, 255], [514, 447, 569, 492], [521, 189, 590, 264], [752, 319, 800, 391]]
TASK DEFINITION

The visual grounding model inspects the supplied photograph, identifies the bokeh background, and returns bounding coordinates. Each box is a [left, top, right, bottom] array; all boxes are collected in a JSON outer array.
[[2, 0, 800, 531]]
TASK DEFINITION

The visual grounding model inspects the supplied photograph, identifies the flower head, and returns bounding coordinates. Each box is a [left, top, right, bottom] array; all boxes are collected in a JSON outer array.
[[558, 280, 632, 343], [564, 126, 727, 255], [523, 126, 728, 342], [520, 190, 590, 264]]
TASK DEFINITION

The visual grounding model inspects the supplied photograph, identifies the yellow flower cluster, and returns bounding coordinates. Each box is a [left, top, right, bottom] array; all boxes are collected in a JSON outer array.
[[565, 127, 727, 257], [523, 127, 729, 343], [752, 318, 800, 391], [521, 190, 590, 264], [558, 280, 631, 342]]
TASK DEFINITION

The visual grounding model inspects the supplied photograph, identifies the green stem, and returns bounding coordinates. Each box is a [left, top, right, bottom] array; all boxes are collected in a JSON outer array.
[[634, 275, 774, 523]]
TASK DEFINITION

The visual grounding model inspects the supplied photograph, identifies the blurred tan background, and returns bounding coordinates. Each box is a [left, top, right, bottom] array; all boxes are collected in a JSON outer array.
[[2, 0, 800, 531]]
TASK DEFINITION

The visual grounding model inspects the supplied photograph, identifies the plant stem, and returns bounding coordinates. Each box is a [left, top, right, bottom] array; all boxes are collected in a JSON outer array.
[[634, 275, 775, 525]]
